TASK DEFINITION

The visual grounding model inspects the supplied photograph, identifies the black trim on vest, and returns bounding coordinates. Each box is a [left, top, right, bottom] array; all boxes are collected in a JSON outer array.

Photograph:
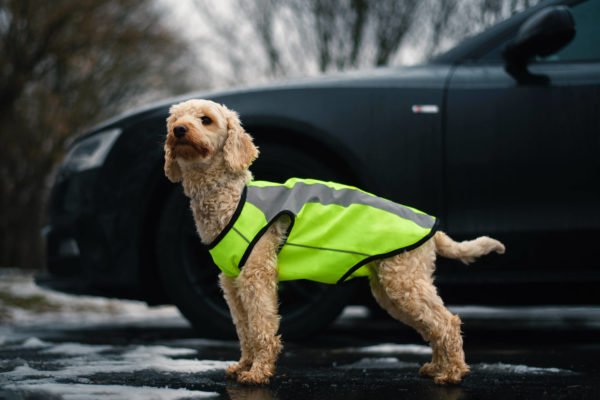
[[237, 210, 296, 270], [335, 218, 440, 284], [207, 186, 248, 250]]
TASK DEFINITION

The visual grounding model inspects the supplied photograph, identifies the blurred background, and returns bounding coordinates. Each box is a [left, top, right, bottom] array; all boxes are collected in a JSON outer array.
[[4, 4, 600, 398], [0, 0, 540, 272]]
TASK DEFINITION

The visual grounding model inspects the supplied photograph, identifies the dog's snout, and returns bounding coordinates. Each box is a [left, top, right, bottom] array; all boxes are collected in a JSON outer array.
[[173, 125, 187, 138]]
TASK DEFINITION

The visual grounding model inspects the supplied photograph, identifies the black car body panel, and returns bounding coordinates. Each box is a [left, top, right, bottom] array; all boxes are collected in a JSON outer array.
[[41, 0, 600, 308]]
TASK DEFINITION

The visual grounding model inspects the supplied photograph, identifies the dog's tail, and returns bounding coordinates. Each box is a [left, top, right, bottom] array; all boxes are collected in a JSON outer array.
[[433, 231, 505, 265]]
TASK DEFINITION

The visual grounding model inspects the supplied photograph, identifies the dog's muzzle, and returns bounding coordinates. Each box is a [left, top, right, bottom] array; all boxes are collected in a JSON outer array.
[[174, 125, 187, 138]]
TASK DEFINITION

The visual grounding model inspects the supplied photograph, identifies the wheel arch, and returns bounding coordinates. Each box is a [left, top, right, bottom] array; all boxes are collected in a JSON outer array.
[[243, 117, 366, 187]]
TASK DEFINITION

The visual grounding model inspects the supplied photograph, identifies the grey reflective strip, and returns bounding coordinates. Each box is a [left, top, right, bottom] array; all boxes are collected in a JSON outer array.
[[247, 182, 435, 229]]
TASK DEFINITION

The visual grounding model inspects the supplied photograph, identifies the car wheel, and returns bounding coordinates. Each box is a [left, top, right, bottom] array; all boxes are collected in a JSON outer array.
[[156, 143, 358, 340]]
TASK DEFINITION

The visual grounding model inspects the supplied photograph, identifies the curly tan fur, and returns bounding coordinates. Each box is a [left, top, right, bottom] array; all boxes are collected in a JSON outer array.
[[164, 99, 505, 385]]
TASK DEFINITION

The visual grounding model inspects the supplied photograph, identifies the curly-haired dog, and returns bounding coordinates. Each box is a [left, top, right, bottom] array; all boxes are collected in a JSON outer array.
[[164, 99, 505, 385]]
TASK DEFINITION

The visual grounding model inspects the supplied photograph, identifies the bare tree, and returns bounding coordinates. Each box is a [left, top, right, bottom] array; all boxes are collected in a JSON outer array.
[[192, 0, 541, 84], [293, 0, 372, 71], [0, 0, 199, 269], [246, 0, 419, 71]]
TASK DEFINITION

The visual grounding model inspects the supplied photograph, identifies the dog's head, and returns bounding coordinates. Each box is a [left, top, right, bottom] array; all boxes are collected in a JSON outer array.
[[164, 99, 258, 182]]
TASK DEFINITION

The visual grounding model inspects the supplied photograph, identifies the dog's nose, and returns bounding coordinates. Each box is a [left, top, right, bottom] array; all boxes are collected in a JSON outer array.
[[173, 125, 187, 138]]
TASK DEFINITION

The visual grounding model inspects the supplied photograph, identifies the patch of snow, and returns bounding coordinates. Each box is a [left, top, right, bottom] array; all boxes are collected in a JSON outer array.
[[162, 338, 238, 349], [0, 327, 13, 344], [332, 300, 600, 328], [338, 306, 370, 319], [1, 344, 231, 380], [1, 343, 231, 399], [9, 363, 49, 378], [340, 357, 419, 370], [121, 346, 230, 374], [130, 346, 196, 356], [0, 269, 188, 329], [42, 343, 112, 355], [475, 362, 576, 375], [335, 343, 432, 355], [22, 337, 50, 348], [124, 345, 197, 357], [0, 271, 230, 399], [3, 382, 218, 400], [450, 305, 600, 321]]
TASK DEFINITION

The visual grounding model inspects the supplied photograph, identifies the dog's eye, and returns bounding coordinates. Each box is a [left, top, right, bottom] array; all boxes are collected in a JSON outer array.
[[200, 116, 212, 125]]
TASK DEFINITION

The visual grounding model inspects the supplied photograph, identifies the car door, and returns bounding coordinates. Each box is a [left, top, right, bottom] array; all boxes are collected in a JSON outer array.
[[444, 0, 600, 286]]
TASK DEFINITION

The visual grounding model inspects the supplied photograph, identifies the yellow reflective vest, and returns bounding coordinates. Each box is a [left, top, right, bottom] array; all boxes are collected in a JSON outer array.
[[208, 178, 438, 284]]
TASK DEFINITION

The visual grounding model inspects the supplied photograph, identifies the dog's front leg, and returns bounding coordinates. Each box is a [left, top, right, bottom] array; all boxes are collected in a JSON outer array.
[[235, 227, 282, 385], [219, 273, 253, 378]]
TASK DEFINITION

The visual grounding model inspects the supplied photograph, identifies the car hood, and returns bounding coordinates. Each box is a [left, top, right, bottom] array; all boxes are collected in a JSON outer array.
[[89, 63, 450, 134], [182, 64, 450, 98]]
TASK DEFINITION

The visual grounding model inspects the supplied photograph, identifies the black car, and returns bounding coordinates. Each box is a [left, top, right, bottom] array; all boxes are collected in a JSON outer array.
[[42, 0, 600, 338]]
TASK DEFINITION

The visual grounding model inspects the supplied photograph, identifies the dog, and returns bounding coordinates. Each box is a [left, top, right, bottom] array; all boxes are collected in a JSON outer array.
[[164, 99, 505, 385]]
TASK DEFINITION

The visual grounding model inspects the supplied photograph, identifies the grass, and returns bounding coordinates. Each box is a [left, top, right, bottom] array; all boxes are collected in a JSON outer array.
[[0, 288, 122, 324], [0, 269, 128, 324], [0, 290, 63, 322], [0, 291, 62, 313]]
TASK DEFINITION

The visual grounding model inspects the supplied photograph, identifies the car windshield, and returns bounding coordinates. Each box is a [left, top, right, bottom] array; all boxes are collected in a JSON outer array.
[[429, 0, 552, 63], [473, 0, 597, 63]]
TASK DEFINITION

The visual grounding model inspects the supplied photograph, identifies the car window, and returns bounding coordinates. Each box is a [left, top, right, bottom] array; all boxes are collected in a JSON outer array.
[[540, 0, 600, 62], [478, 0, 600, 63]]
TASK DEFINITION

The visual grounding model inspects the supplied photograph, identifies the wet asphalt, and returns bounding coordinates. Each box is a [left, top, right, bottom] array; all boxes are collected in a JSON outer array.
[[1, 307, 600, 400]]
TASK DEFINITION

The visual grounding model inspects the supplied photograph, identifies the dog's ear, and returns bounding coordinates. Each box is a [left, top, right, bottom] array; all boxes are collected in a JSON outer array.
[[222, 107, 258, 172], [164, 144, 182, 182]]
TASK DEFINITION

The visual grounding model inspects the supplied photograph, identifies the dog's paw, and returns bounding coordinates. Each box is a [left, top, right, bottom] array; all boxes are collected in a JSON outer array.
[[226, 361, 252, 379], [432, 365, 470, 385], [419, 362, 440, 378], [237, 370, 272, 385]]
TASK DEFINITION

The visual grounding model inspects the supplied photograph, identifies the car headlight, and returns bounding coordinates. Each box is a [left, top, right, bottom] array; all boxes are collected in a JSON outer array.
[[57, 128, 121, 181]]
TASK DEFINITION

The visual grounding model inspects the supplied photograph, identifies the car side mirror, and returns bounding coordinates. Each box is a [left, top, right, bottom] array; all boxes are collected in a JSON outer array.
[[503, 5, 575, 85]]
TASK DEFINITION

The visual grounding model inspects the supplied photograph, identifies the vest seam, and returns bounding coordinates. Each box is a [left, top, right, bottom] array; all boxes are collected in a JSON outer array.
[[285, 242, 372, 257], [233, 227, 250, 244]]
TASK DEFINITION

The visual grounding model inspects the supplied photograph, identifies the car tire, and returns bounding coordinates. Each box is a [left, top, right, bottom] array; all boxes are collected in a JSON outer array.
[[156, 142, 359, 340]]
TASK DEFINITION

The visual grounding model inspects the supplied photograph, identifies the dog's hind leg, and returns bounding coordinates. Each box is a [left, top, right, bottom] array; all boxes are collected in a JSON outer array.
[[220, 274, 253, 378], [371, 242, 469, 385], [369, 272, 441, 373], [235, 226, 283, 385]]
